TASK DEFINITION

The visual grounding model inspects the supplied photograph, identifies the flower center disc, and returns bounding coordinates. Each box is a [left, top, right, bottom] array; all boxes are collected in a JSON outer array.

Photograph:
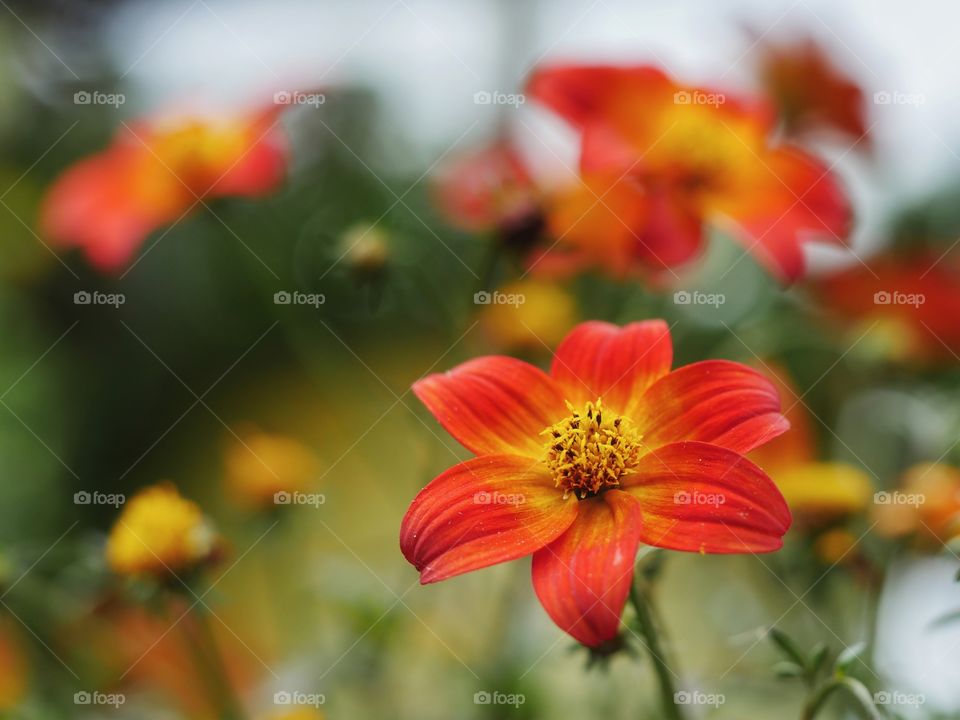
[[542, 399, 642, 499]]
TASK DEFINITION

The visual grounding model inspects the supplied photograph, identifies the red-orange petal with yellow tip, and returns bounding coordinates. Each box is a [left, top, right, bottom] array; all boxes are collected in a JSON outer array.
[[413, 356, 567, 457], [400, 455, 578, 584], [719, 147, 852, 283], [527, 64, 673, 133], [636, 360, 789, 454], [622, 441, 791, 553], [550, 320, 673, 416], [205, 111, 288, 197], [531, 489, 643, 647], [40, 141, 189, 271]]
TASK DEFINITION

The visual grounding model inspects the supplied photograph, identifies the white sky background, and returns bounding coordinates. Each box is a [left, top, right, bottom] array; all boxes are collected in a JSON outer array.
[[97, 0, 960, 706], [105, 0, 960, 265]]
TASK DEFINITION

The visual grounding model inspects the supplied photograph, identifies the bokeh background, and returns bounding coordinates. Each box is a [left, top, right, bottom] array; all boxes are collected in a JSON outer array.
[[2, 0, 960, 718]]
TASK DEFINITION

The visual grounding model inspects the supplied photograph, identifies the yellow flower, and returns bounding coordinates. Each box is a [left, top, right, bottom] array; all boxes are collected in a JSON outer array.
[[264, 709, 325, 720], [479, 279, 576, 351], [107, 483, 217, 576], [774, 462, 873, 519], [224, 430, 321, 509]]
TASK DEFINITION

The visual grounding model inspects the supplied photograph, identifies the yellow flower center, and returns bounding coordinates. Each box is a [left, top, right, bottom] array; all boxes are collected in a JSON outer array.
[[541, 399, 643, 499]]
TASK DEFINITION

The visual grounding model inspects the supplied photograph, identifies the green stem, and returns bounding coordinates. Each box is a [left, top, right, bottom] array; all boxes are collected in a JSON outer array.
[[184, 605, 248, 720], [629, 581, 686, 720]]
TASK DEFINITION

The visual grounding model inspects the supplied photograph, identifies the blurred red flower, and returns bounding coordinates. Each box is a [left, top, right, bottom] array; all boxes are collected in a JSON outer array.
[[759, 37, 870, 146], [400, 320, 791, 647], [527, 65, 852, 282], [40, 107, 288, 271], [815, 251, 960, 364], [433, 141, 545, 252]]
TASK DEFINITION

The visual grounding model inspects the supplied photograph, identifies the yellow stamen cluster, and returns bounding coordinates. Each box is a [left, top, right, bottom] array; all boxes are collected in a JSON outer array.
[[542, 399, 643, 499]]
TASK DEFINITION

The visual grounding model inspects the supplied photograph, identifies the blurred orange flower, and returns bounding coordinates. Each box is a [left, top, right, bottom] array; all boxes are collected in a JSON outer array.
[[224, 429, 321, 510], [873, 463, 960, 545], [0, 619, 26, 711], [758, 37, 870, 145], [815, 251, 960, 364], [749, 364, 872, 523], [41, 107, 288, 271], [527, 65, 851, 282], [107, 482, 219, 577]]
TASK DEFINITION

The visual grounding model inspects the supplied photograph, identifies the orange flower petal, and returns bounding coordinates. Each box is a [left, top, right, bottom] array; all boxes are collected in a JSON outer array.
[[413, 356, 567, 456], [550, 320, 673, 415], [637, 360, 788, 454], [400, 455, 577, 583], [531, 489, 642, 647], [622, 441, 791, 553], [717, 147, 851, 282]]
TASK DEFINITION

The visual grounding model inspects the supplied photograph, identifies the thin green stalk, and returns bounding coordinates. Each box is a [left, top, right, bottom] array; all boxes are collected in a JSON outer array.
[[629, 581, 686, 720], [183, 606, 248, 720]]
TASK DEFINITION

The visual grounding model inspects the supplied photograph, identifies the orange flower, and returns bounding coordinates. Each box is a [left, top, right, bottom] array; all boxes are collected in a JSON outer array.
[[873, 463, 960, 545], [527, 65, 851, 282], [401, 320, 791, 647], [41, 106, 287, 270], [758, 37, 870, 146], [749, 364, 872, 523], [0, 620, 26, 711], [815, 250, 960, 364]]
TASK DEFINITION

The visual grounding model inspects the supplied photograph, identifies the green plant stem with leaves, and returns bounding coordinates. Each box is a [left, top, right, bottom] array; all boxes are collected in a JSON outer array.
[[629, 576, 686, 720]]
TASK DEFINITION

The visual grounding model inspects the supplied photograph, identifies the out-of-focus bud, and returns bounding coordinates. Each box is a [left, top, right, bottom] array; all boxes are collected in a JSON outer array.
[[224, 429, 321, 510]]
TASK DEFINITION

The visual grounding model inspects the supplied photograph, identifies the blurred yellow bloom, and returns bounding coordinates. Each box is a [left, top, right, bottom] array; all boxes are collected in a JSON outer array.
[[814, 528, 860, 565], [479, 279, 576, 351], [873, 463, 960, 544], [265, 709, 325, 720], [224, 430, 321, 509], [775, 462, 873, 519], [107, 483, 218, 576], [0, 621, 26, 710]]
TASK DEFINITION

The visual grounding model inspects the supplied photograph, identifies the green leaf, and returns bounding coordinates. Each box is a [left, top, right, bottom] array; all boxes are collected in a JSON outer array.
[[836, 678, 882, 720], [772, 660, 805, 679], [836, 642, 868, 673], [768, 627, 806, 667]]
